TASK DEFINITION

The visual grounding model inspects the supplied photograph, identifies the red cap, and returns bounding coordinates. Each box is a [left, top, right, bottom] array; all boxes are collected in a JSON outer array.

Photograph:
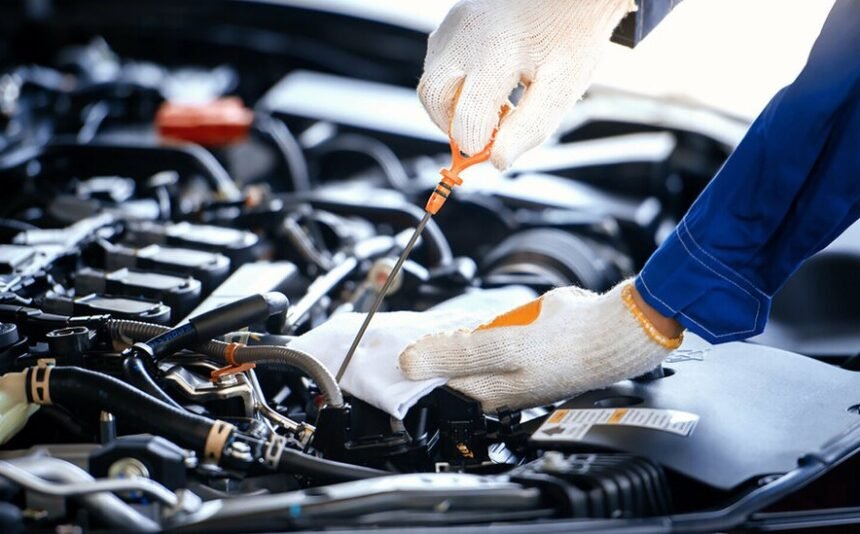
[[156, 97, 253, 147]]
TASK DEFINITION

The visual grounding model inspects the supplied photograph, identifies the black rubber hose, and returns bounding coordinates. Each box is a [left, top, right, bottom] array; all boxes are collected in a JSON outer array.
[[252, 114, 311, 192], [121, 353, 182, 410], [145, 293, 289, 358], [33, 367, 383, 483], [314, 134, 413, 192], [38, 367, 215, 454], [277, 448, 385, 482]]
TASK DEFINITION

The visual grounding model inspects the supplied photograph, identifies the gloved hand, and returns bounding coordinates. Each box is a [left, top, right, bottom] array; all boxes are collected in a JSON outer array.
[[286, 286, 537, 418], [418, 0, 635, 169], [399, 281, 682, 413]]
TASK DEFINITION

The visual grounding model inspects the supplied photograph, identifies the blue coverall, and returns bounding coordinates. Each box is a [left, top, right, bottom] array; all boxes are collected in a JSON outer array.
[[636, 0, 860, 343]]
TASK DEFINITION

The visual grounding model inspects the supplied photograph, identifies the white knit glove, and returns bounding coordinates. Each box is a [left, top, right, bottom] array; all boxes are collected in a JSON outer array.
[[418, 0, 636, 169], [399, 281, 681, 412]]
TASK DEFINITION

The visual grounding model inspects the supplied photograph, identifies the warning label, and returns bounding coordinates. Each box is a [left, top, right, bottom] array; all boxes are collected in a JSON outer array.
[[533, 408, 699, 442]]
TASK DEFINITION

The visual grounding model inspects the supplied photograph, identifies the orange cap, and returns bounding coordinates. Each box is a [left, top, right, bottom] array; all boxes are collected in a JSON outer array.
[[156, 97, 254, 147]]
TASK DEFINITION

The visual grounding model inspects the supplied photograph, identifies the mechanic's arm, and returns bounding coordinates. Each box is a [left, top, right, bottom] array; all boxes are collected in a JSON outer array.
[[403, 0, 860, 412], [636, 0, 860, 343]]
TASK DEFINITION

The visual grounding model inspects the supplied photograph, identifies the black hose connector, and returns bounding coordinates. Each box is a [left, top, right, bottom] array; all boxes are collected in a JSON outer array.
[[145, 293, 289, 359]]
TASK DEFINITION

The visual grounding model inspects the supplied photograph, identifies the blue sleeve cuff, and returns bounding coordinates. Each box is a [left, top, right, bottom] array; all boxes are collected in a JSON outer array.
[[635, 220, 771, 344]]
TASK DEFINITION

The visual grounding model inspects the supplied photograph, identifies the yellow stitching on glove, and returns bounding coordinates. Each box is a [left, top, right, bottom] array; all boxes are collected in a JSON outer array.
[[620, 284, 683, 350]]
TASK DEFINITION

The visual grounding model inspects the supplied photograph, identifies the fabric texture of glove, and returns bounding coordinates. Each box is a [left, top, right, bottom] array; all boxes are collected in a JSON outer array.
[[400, 280, 678, 413], [418, 0, 635, 169]]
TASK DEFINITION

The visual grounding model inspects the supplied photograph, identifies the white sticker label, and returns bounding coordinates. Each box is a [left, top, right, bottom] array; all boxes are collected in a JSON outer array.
[[533, 408, 699, 442]]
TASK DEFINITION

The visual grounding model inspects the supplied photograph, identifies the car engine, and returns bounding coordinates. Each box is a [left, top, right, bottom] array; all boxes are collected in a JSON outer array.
[[0, 2, 859, 532]]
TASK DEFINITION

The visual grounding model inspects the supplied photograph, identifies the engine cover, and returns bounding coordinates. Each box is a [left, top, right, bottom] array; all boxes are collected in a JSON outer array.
[[531, 335, 860, 490]]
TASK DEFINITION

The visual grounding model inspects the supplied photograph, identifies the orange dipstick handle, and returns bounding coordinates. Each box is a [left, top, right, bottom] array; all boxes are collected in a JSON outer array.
[[425, 105, 510, 215]]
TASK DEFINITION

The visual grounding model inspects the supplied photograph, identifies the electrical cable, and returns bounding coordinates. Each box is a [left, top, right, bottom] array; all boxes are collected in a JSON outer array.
[[277, 447, 385, 482], [21, 366, 381, 483], [143, 292, 288, 359]]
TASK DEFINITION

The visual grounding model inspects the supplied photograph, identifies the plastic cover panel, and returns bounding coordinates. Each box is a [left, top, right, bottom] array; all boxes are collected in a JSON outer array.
[[533, 335, 860, 490]]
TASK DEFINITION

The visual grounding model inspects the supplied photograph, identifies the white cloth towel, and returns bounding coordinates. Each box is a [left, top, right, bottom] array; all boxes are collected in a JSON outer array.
[[288, 286, 537, 419]]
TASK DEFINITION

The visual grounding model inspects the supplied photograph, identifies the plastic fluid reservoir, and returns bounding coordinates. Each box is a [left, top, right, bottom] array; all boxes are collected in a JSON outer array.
[[0, 371, 38, 445]]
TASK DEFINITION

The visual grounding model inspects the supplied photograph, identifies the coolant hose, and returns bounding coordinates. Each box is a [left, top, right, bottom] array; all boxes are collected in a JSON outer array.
[[27, 366, 221, 458], [109, 319, 344, 408]]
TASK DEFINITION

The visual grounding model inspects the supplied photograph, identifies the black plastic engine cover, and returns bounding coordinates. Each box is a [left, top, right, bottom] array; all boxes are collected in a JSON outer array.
[[530, 335, 860, 490]]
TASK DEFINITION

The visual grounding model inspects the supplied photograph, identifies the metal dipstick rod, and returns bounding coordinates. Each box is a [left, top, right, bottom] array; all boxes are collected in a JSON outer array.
[[335, 103, 509, 384], [335, 212, 431, 382]]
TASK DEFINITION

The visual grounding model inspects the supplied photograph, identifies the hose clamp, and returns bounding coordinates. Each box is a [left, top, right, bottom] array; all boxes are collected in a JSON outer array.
[[204, 420, 235, 463], [29, 362, 54, 405]]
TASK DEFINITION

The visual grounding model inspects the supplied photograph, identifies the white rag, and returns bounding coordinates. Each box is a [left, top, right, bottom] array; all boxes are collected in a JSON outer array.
[[288, 286, 537, 419]]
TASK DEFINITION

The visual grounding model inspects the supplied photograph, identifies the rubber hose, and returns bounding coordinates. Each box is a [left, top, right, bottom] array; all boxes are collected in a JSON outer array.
[[121, 353, 183, 410], [253, 114, 311, 192], [278, 447, 385, 483], [34, 367, 385, 483], [144, 293, 288, 358], [40, 367, 216, 454], [108, 320, 344, 408]]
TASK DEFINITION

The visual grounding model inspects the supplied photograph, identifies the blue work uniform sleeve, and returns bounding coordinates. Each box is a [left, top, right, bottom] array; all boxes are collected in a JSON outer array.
[[636, 0, 860, 344]]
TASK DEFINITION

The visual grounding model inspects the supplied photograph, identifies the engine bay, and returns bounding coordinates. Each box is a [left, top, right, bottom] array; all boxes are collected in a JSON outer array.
[[1, 3, 860, 531]]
